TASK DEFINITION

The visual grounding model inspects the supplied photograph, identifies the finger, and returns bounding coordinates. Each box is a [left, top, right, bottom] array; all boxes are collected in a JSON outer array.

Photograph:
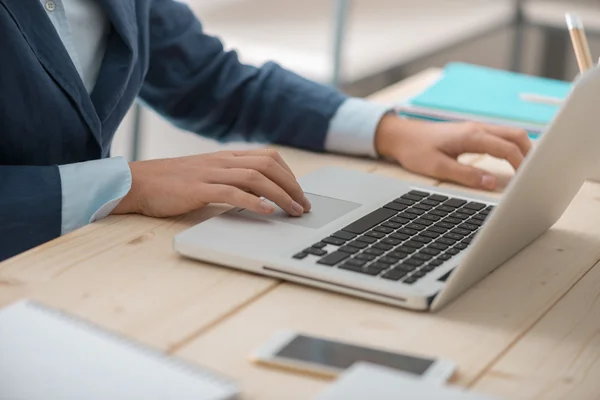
[[230, 148, 296, 178], [203, 184, 275, 214], [463, 130, 524, 170], [483, 125, 532, 156], [432, 155, 498, 191], [225, 155, 311, 212], [211, 168, 305, 216]]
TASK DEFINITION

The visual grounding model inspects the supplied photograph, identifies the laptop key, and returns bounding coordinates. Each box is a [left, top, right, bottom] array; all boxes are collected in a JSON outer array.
[[395, 263, 417, 272], [462, 237, 474, 245], [407, 208, 425, 216], [403, 241, 424, 249], [421, 247, 441, 256], [397, 227, 418, 236], [430, 259, 444, 267], [436, 237, 456, 246], [381, 237, 402, 246], [413, 271, 427, 278], [339, 263, 364, 273], [363, 267, 382, 276], [405, 258, 425, 267], [382, 221, 402, 229], [381, 270, 408, 281], [305, 247, 327, 256], [355, 253, 376, 261], [429, 242, 449, 251], [444, 199, 467, 208], [384, 202, 408, 212], [374, 226, 394, 234], [469, 219, 483, 226], [408, 190, 429, 198], [369, 262, 391, 271], [457, 208, 476, 216], [430, 210, 449, 218], [429, 194, 449, 202], [395, 245, 417, 254], [413, 236, 432, 244], [379, 257, 399, 264], [434, 222, 454, 230], [439, 253, 452, 261], [414, 218, 434, 226], [347, 240, 369, 249], [342, 207, 396, 234], [471, 214, 486, 221], [406, 223, 427, 231], [398, 212, 419, 220], [356, 235, 377, 244], [394, 198, 415, 206], [443, 217, 462, 225], [444, 233, 464, 241], [465, 202, 486, 211], [317, 251, 350, 266], [452, 213, 470, 220], [365, 248, 385, 256], [293, 252, 308, 260], [455, 242, 468, 250], [459, 223, 478, 231], [403, 277, 418, 284], [373, 243, 394, 251], [390, 232, 410, 241], [437, 205, 455, 213], [447, 248, 460, 255], [413, 253, 432, 261], [451, 228, 471, 236], [322, 237, 345, 246], [422, 199, 440, 207], [414, 203, 433, 211], [390, 217, 410, 224], [338, 246, 360, 254], [388, 251, 409, 260], [422, 265, 436, 272], [365, 231, 386, 239], [421, 214, 440, 222], [426, 227, 446, 235], [312, 242, 327, 249], [332, 231, 357, 241], [347, 258, 367, 267], [420, 231, 440, 239], [402, 194, 424, 201]]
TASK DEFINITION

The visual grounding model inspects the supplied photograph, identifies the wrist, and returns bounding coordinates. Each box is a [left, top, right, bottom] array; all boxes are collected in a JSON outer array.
[[111, 161, 140, 215], [374, 114, 411, 160]]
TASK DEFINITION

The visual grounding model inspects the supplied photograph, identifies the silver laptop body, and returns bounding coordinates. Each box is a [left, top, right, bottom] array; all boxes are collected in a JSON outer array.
[[174, 65, 600, 311]]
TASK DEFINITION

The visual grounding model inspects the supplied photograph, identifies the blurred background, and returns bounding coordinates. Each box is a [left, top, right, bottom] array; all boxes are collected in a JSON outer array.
[[111, 0, 600, 161]]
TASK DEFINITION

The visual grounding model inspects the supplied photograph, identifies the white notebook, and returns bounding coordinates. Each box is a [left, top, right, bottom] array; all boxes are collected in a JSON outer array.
[[0, 300, 239, 400], [316, 362, 501, 400]]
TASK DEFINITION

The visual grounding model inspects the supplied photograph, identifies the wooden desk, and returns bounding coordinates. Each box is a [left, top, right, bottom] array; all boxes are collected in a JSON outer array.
[[2, 69, 600, 399]]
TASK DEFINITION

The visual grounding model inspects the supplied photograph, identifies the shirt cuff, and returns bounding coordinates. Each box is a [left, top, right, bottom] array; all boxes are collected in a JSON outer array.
[[324, 98, 393, 158], [58, 157, 132, 235]]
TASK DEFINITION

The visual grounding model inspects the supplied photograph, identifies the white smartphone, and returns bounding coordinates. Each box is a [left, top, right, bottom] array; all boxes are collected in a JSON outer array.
[[250, 331, 456, 384]]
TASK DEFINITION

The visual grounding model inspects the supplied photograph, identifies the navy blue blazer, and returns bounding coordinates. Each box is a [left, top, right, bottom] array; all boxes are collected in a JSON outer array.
[[0, 0, 347, 260]]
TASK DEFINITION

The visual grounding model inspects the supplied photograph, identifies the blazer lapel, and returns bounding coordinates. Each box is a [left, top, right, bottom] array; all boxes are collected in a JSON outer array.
[[92, 0, 138, 122], [1, 0, 102, 146]]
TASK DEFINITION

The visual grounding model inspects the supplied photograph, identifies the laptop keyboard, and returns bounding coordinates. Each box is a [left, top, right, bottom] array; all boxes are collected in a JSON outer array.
[[292, 190, 494, 285]]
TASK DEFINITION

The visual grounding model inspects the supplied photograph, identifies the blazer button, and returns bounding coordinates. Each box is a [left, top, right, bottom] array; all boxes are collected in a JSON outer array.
[[45, 1, 56, 12]]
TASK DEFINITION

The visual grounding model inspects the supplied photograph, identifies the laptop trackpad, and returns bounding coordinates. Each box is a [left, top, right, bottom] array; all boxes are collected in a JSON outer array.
[[236, 193, 361, 229]]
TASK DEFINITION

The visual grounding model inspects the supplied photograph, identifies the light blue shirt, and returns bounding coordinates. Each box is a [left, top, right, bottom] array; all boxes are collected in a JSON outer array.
[[44, 0, 390, 234]]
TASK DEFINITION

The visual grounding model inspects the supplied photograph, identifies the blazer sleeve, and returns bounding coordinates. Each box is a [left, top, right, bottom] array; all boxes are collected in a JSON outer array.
[[139, 0, 348, 152], [0, 166, 62, 261]]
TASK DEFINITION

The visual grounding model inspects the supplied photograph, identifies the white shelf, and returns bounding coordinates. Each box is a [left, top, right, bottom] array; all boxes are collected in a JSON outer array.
[[523, 0, 600, 32], [187, 0, 515, 83]]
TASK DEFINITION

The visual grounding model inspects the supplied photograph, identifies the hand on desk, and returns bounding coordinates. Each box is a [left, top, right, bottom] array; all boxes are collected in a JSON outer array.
[[374, 115, 532, 191], [112, 116, 532, 219], [111, 149, 311, 218]]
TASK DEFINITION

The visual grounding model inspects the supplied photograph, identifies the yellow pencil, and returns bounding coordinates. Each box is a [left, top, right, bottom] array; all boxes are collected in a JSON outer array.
[[566, 13, 594, 73]]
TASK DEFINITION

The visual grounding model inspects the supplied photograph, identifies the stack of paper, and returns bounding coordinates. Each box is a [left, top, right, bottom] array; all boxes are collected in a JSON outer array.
[[398, 62, 573, 138]]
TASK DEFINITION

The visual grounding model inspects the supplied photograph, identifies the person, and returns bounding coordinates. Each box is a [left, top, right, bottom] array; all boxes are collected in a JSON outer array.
[[0, 0, 531, 261]]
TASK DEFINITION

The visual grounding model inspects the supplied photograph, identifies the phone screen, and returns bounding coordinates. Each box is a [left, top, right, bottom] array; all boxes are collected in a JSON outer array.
[[275, 334, 434, 375]]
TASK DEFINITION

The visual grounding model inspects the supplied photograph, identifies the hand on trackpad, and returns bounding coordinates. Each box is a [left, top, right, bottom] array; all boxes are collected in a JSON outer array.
[[236, 193, 361, 229]]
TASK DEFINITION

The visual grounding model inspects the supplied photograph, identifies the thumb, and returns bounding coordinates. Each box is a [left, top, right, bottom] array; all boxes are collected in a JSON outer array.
[[433, 156, 497, 190]]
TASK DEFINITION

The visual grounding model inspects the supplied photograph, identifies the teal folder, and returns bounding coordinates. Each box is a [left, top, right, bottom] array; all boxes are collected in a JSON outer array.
[[401, 63, 573, 136]]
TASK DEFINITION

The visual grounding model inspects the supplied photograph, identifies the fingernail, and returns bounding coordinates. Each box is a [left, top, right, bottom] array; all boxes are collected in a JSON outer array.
[[260, 200, 274, 213], [291, 200, 304, 216], [302, 195, 312, 212], [481, 174, 497, 190]]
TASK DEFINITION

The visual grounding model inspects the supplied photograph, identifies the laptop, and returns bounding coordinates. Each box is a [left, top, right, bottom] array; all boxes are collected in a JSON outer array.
[[174, 65, 600, 311]]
